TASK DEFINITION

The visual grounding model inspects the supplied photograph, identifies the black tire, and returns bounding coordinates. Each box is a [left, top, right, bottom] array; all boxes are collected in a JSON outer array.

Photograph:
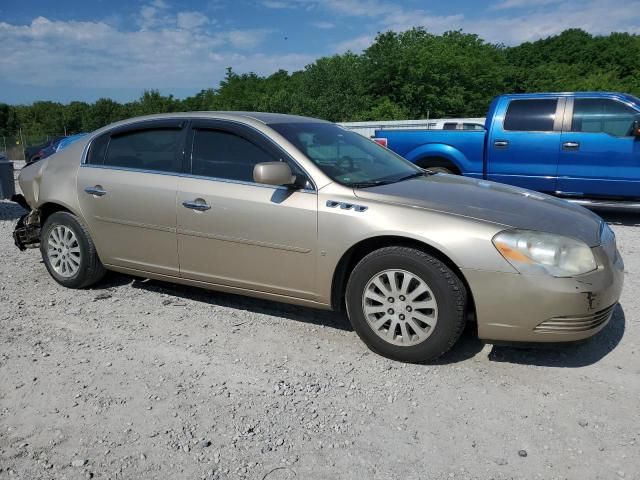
[[424, 166, 453, 174], [345, 247, 467, 363], [40, 211, 106, 288]]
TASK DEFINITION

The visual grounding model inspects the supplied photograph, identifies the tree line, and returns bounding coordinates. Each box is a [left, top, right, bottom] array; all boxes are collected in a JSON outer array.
[[1, 28, 639, 148]]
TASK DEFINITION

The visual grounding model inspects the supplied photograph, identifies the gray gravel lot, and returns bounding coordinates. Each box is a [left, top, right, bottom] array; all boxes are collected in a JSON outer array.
[[0, 192, 638, 479]]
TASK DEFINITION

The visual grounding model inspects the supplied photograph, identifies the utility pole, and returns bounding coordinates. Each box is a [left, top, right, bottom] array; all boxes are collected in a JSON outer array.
[[19, 128, 26, 160]]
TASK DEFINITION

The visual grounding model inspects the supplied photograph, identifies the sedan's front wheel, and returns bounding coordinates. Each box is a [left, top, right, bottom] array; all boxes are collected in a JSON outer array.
[[41, 211, 106, 288], [346, 246, 467, 362]]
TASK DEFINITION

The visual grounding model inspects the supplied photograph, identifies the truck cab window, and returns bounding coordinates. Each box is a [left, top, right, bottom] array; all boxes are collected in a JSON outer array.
[[571, 98, 640, 136], [504, 99, 558, 132]]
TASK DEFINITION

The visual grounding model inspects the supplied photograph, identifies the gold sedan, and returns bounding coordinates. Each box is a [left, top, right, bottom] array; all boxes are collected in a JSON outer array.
[[13, 112, 624, 362]]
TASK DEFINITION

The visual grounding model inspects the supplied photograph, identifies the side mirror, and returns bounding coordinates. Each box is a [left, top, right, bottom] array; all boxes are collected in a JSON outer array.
[[253, 162, 295, 186], [633, 120, 640, 139]]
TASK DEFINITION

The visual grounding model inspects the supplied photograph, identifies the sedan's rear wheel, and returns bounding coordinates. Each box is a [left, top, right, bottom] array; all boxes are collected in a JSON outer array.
[[47, 225, 82, 278], [41, 211, 106, 288], [346, 246, 466, 362]]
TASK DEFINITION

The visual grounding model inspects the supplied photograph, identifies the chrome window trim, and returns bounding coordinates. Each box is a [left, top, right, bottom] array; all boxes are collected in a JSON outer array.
[[562, 98, 574, 131], [79, 163, 317, 194], [553, 98, 567, 132], [81, 136, 93, 165]]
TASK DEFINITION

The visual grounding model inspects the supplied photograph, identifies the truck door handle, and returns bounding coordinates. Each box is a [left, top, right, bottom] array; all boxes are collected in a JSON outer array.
[[563, 141, 580, 150], [84, 185, 107, 197], [494, 140, 509, 149], [182, 199, 211, 211]]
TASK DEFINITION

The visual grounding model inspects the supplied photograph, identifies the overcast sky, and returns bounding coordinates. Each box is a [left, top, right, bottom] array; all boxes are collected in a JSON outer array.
[[1, 0, 639, 104]]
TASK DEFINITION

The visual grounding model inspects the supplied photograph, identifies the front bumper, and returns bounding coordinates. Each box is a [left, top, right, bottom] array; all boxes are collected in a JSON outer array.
[[463, 245, 624, 343]]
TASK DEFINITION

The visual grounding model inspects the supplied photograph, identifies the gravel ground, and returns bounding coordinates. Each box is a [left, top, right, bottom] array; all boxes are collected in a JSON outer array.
[[0, 191, 639, 479]]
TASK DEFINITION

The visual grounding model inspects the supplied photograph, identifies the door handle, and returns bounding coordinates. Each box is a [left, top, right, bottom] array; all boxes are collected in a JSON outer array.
[[494, 140, 509, 149], [84, 185, 107, 197], [563, 141, 580, 151], [182, 199, 211, 211]]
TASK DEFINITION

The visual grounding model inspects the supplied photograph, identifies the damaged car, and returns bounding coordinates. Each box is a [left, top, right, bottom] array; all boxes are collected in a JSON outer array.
[[13, 112, 624, 362]]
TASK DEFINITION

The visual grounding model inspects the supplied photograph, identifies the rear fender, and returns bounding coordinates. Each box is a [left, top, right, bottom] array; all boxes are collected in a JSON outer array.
[[405, 144, 470, 173], [17, 159, 47, 207]]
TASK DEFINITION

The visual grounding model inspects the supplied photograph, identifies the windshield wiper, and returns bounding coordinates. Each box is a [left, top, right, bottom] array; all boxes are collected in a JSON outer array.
[[394, 171, 430, 183], [349, 169, 432, 188], [349, 181, 387, 188], [350, 171, 429, 188], [349, 180, 391, 188]]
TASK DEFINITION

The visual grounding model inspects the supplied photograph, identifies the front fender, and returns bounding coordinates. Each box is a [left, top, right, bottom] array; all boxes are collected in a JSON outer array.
[[316, 185, 516, 306]]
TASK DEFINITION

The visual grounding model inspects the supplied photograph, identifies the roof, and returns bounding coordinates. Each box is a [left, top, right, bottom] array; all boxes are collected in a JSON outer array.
[[222, 112, 330, 124], [499, 92, 639, 103], [85, 111, 331, 142], [110, 111, 328, 126]]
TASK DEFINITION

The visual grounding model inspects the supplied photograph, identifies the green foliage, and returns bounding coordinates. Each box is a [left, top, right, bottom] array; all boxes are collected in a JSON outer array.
[[505, 29, 640, 93], [362, 29, 510, 118], [358, 97, 409, 121], [1, 28, 639, 148]]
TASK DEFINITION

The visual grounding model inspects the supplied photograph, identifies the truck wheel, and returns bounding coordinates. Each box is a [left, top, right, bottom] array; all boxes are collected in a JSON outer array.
[[40, 211, 106, 289], [424, 166, 453, 174], [345, 246, 467, 363], [415, 158, 457, 174]]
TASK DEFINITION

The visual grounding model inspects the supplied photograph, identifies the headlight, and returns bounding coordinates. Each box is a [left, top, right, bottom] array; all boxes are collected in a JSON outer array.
[[600, 222, 618, 261], [492, 229, 597, 277]]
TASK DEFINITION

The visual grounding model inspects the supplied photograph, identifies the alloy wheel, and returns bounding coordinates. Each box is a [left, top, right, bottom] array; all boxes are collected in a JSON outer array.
[[361, 269, 438, 347], [47, 225, 81, 278]]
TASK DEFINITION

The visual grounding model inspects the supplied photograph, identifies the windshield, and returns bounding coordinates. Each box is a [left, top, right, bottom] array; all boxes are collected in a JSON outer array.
[[270, 122, 422, 187], [627, 94, 640, 108]]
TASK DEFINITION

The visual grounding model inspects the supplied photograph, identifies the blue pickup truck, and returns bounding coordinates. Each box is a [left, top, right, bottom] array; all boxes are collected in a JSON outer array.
[[373, 92, 640, 207]]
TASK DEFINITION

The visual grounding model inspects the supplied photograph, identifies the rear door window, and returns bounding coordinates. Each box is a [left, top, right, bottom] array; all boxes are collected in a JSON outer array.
[[571, 98, 640, 136], [104, 128, 183, 173], [86, 134, 109, 165], [504, 99, 558, 132]]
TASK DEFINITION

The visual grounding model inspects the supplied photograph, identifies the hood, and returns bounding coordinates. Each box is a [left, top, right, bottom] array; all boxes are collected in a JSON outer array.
[[353, 174, 604, 247]]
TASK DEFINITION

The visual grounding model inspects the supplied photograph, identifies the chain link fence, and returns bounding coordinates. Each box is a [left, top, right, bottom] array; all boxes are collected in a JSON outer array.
[[1, 133, 66, 161]]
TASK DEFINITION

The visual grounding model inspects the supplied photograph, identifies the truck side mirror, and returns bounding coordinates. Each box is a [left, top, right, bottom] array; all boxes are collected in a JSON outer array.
[[633, 120, 640, 139]]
